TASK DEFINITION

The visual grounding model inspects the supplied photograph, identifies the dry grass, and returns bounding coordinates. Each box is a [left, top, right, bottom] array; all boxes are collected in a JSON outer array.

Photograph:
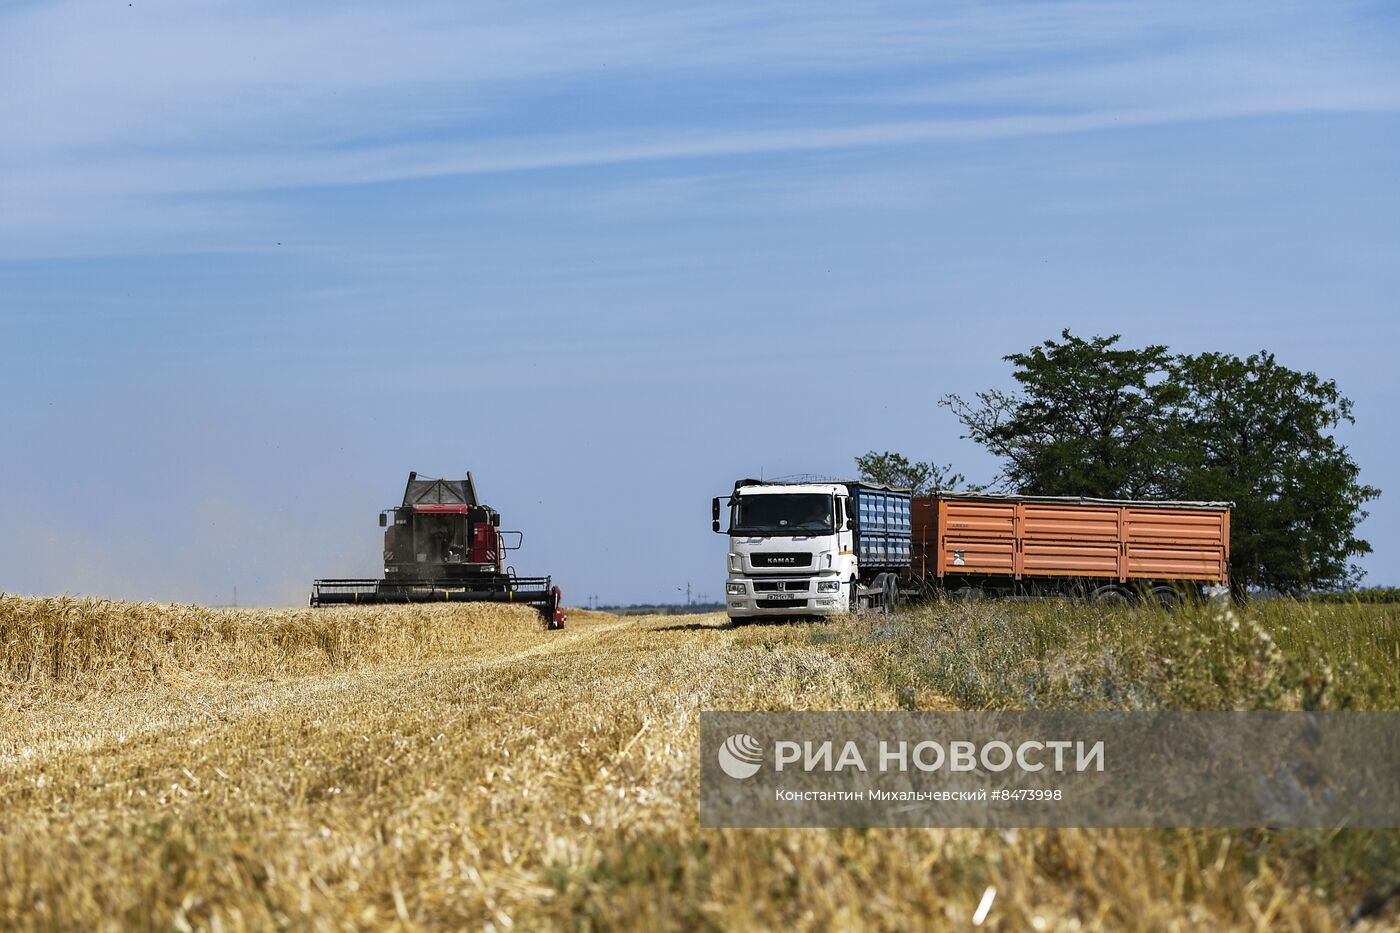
[[857, 597, 1400, 712], [0, 595, 1395, 930]]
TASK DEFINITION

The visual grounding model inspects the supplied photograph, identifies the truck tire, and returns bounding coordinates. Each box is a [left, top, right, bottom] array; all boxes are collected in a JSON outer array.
[[866, 573, 895, 615]]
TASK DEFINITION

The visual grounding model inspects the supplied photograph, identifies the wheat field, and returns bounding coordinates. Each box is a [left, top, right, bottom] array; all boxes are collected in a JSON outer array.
[[1, 594, 1396, 930]]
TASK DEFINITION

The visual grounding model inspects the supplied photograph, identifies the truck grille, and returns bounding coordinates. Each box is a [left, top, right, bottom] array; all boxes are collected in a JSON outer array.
[[750, 552, 812, 568], [753, 580, 808, 592]]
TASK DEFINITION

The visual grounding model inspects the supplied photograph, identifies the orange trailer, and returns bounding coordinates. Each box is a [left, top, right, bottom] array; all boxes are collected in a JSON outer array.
[[910, 493, 1230, 601]]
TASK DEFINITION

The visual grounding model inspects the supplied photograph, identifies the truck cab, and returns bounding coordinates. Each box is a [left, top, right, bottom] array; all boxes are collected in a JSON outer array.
[[713, 479, 911, 621]]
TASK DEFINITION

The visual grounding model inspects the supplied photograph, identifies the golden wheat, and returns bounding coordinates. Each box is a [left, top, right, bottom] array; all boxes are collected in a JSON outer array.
[[0, 595, 1394, 930], [0, 595, 540, 690]]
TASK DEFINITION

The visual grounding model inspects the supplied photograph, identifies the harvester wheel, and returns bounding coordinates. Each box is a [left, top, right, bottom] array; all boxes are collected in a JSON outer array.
[[547, 585, 566, 630]]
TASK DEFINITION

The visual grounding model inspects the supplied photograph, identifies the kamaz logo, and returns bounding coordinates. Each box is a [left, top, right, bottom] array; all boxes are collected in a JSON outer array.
[[766, 556, 797, 564]]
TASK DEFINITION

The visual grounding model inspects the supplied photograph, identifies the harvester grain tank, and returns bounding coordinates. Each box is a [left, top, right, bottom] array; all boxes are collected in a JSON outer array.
[[311, 472, 565, 628]]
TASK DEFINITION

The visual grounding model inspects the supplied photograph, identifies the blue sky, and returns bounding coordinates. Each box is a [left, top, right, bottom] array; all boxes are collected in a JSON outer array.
[[2, 1, 1397, 605]]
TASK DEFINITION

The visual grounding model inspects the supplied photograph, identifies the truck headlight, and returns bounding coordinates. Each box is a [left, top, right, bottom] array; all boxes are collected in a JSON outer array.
[[817, 580, 840, 593], [726, 582, 746, 596]]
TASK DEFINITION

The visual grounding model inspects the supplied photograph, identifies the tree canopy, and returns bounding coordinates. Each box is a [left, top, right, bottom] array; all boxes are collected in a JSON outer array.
[[853, 451, 965, 497], [941, 331, 1182, 499], [934, 330, 1378, 593], [1162, 350, 1378, 593]]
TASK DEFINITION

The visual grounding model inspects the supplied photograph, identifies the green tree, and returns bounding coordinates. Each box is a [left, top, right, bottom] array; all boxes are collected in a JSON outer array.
[[941, 330, 1180, 498], [854, 451, 965, 496], [942, 331, 1379, 592], [1165, 351, 1379, 593]]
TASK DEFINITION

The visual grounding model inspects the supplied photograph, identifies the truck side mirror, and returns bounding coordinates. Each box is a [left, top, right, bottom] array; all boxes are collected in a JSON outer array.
[[712, 519, 721, 533], [379, 512, 388, 527], [711, 498, 721, 521]]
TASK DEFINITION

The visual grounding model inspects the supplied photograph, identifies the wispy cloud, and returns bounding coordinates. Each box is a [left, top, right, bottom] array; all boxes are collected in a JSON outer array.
[[1, 0, 1396, 256], [1, 1, 1186, 153]]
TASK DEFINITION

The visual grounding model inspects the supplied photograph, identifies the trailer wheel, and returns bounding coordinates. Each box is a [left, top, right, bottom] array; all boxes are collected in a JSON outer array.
[[1092, 585, 1132, 605], [1149, 585, 1182, 608]]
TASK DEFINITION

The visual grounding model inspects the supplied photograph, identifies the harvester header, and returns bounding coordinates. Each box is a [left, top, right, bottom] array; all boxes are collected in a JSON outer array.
[[311, 471, 565, 628]]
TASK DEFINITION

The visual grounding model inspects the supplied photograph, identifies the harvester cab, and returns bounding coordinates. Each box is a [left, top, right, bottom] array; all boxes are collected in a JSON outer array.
[[311, 471, 565, 628], [383, 473, 505, 576]]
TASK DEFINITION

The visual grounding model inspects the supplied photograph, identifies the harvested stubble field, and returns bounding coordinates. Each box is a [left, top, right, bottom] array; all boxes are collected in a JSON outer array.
[[1, 594, 1397, 931]]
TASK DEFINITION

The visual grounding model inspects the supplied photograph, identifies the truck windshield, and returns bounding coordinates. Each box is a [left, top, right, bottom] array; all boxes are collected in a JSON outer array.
[[731, 494, 834, 535]]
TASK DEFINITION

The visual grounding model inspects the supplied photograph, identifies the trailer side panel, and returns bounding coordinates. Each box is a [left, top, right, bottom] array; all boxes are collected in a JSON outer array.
[[1123, 507, 1230, 583], [911, 494, 1230, 588]]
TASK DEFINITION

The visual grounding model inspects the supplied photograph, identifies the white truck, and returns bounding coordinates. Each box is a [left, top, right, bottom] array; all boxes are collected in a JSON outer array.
[[712, 478, 912, 621]]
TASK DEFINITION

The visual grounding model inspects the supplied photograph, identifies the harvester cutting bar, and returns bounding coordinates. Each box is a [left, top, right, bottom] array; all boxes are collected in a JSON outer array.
[[310, 576, 565, 628]]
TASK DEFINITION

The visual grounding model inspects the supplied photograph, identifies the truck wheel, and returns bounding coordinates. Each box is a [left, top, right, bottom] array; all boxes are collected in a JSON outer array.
[[883, 575, 899, 614], [909, 577, 938, 603], [867, 573, 892, 615]]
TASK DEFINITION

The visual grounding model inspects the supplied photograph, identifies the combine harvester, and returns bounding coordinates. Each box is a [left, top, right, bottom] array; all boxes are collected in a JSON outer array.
[[311, 472, 565, 629]]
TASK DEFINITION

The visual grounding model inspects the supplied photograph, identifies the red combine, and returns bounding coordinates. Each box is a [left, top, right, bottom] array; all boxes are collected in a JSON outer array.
[[311, 472, 565, 628]]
